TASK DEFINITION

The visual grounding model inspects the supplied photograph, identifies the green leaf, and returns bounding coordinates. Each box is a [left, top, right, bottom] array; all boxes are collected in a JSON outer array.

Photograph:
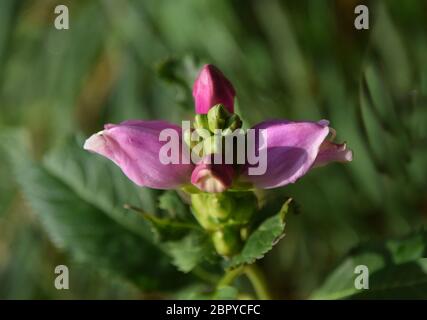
[[0, 142, 17, 217], [172, 283, 211, 300], [128, 202, 214, 273], [43, 136, 158, 237], [213, 285, 239, 300], [126, 188, 224, 274], [350, 259, 427, 299], [156, 55, 202, 110], [164, 231, 213, 273], [312, 230, 427, 299], [1, 131, 190, 291], [158, 190, 192, 221], [228, 198, 292, 268]]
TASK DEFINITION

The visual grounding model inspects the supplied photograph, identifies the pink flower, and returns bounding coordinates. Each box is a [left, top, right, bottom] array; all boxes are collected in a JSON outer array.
[[193, 64, 236, 114], [84, 65, 352, 192]]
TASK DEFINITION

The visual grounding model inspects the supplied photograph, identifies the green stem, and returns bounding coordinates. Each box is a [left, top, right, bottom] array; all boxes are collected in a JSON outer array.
[[216, 264, 272, 300], [217, 266, 244, 288], [192, 267, 219, 285], [243, 264, 272, 300]]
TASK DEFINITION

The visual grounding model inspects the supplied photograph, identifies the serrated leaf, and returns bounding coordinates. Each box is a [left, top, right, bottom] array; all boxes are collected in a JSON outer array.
[[0, 131, 190, 291], [164, 231, 213, 273], [43, 136, 158, 237], [312, 231, 427, 299], [138, 210, 217, 273], [228, 198, 292, 268]]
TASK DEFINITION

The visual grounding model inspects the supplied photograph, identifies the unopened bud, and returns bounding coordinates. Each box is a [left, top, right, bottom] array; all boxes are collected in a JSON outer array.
[[225, 114, 242, 132], [207, 104, 230, 132], [191, 192, 234, 229], [194, 114, 210, 130], [211, 227, 242, 257], [193, 64, 236, 114]]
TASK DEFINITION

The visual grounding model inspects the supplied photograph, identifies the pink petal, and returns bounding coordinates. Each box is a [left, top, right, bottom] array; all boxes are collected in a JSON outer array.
[[191, 159, 234, 193], [313, 140, 353, 168], [84, 120, 193, 189], [241, 120, 330, 189]]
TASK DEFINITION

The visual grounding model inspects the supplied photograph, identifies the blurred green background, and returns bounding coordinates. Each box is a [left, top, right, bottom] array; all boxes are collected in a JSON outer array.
[[0, 0, 426, 299]]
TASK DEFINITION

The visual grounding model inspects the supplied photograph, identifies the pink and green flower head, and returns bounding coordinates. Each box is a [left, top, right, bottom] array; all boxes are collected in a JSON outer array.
[[84, 64, 353, 193]]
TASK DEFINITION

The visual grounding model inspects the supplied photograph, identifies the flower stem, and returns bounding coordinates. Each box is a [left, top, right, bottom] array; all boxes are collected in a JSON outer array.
[[243, 264, 272, 300], [217, 266, 244, 288], [216, 264, 272, 300]]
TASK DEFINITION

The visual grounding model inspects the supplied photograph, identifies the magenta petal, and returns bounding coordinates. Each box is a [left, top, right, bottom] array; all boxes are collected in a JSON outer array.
[[84, 120, 193, 189], [313, 140, 353, 168], [192, 64, 236, 114], [191, 159, 234, 193], [241, 120, 330, 189]]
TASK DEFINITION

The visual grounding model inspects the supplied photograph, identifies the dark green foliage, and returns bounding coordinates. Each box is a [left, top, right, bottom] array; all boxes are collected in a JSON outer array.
[[313, 231, 427, 299], [1, 131, 191, 293]]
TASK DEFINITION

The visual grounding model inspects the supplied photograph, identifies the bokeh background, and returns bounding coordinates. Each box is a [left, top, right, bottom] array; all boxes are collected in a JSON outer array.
[[0, 0, 426, 299]]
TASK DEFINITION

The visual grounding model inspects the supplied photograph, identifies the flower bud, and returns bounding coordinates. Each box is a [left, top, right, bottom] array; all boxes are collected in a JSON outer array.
[[190, 191, 257, 230], [211, 227, 242, 257], [191, 193, 233, 230], [222, 114, 243, 136], [193, 64, 236, 114], [191, 161, 234, 193], [207, 104, 231, 132], [194, 114, 210, 130], [225, 114, 242, 131], [191, 192, 239, 228]]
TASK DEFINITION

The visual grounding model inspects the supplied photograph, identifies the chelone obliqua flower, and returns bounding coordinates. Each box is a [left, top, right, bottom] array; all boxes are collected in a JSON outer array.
[[84, 64, 352, 192]]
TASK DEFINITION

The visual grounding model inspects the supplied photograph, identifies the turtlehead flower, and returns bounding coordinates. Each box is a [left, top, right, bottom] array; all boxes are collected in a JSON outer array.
[[193, 64, 236, 114], [84, 64, 352, 193]]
